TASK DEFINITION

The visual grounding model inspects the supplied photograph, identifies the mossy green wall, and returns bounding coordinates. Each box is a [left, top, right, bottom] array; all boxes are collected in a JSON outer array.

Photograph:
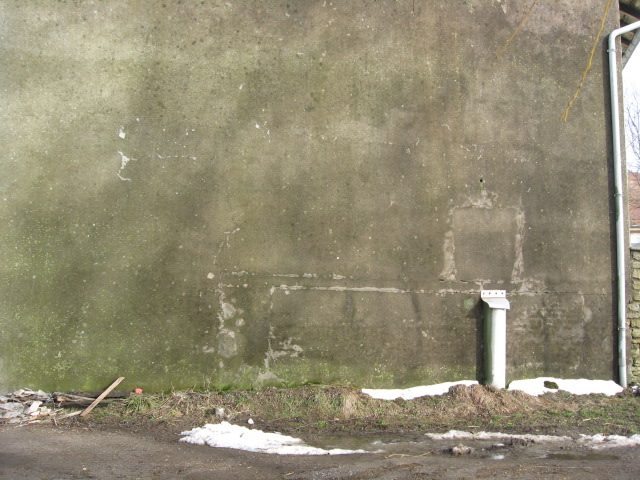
[[0, 0, 622, 392]]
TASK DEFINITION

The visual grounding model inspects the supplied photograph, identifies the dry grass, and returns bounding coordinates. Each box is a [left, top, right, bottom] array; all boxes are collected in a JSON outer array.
[[441, 384, 544, 416], [84, 384, 640, 437]]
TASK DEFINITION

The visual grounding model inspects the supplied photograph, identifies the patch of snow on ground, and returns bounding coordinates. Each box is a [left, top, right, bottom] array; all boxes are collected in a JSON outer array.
[[425, 430, 571, 443], [579, 434, 640, 449], [425, 430, 640, 449], [362, 380, 478, 400], [363, 378, 624, 401], [179, 422, 366, 455], [508, 378, 623, 397]]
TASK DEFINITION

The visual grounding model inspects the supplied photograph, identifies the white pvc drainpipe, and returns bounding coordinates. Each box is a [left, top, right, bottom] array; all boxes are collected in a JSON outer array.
[[609, 20, 640, 388], [481, 290, 510, 389]]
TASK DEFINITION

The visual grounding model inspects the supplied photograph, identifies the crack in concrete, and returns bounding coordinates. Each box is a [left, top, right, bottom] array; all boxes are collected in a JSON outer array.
[[213, 228, 240, 266]]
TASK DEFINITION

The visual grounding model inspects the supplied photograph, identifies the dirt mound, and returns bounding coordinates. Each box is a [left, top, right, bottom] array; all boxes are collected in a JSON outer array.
[[442, 384, 543, 416]]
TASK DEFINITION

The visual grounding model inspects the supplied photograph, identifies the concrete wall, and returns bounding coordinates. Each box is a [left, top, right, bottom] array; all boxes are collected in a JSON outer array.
[[0, 0, 622, 392]]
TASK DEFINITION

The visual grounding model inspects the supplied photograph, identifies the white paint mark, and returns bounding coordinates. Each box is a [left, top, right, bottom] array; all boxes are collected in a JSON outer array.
[[265, 284, 479, 297], [207, 272, 215, 280], [510, 207, 526, 284], [217, 328, 237, 358], [439, 230, 456, 281], [213, 228, 241, 265], [155, 153, 198, 160], [273, 285, 410, 294], [221, 302, 236, 320], [263, 325, 304, 371], [119, 128, 126, 139], [117, 151, 133, 181]]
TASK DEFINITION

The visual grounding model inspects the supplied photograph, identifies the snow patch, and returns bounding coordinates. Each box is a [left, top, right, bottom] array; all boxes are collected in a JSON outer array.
[[508, 378, 623, 397], [579, 433, 640, 449], [425, 430, 571, 443], [425, 430, 640, 449], [179, 422, 366, 455], [363, 378, 624, 401], [362, 381, 478, 401]]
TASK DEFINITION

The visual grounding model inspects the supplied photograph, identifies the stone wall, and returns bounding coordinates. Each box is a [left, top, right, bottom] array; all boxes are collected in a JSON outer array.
[[0, 1, 623, 392], [629, 248, 640, 383]]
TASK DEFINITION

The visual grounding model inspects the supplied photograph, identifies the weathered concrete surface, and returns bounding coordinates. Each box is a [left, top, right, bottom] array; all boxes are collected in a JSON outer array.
[[0, 1, 623, 391]]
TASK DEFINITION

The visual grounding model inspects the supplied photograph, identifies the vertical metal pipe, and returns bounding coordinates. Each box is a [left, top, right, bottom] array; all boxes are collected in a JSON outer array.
[[608, 20, 640, 388], [481, 290, 510, 389], [484, 307, 507, 388]]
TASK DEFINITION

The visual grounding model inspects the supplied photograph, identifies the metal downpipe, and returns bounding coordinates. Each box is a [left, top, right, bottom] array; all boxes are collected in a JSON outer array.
[[608, 20, 640, 388]]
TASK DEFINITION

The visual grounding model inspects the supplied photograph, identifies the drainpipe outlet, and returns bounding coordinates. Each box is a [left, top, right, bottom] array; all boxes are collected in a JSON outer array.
[[481, 290, 510, 389]]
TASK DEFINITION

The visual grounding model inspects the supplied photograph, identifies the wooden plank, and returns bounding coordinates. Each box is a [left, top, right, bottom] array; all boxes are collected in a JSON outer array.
[[79, 377, 125, 417]]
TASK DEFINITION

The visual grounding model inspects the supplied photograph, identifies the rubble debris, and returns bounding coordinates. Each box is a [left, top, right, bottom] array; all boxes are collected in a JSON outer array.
[[447, 444, 475, 455], [0, 384, 130, 425], [0, 389, 62, 424]]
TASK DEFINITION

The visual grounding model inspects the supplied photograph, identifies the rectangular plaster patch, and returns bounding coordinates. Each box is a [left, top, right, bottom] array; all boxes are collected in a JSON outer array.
[[453, 208, 517, 282]]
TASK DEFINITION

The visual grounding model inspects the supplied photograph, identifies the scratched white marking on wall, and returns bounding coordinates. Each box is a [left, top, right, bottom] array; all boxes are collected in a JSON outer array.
[[155, 154, 198, 160], [231, 271, 320, 279], [213, 228, 240, 265], [117, 151, 133, 181], [439, 230, 456, 281], [215, 290, 240, 358], [263, 326, 303, 371], [268, 284, 478, 296], [510, 208, 526, 284]]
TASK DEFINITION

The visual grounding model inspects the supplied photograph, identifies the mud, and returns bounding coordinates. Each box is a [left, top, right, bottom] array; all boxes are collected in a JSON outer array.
[[1, 423, 639, 480]]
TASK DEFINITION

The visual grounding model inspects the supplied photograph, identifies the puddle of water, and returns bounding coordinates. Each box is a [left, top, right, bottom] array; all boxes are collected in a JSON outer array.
[[543, 453, 619, 461], [308, 435, 514, 457], [307, 434, 413, 452], [307, 435, 622, 461]]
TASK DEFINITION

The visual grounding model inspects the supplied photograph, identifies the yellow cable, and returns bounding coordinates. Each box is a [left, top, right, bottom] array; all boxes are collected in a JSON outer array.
[[494, 0, 539, 61], [561, 0, 616, 122]]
